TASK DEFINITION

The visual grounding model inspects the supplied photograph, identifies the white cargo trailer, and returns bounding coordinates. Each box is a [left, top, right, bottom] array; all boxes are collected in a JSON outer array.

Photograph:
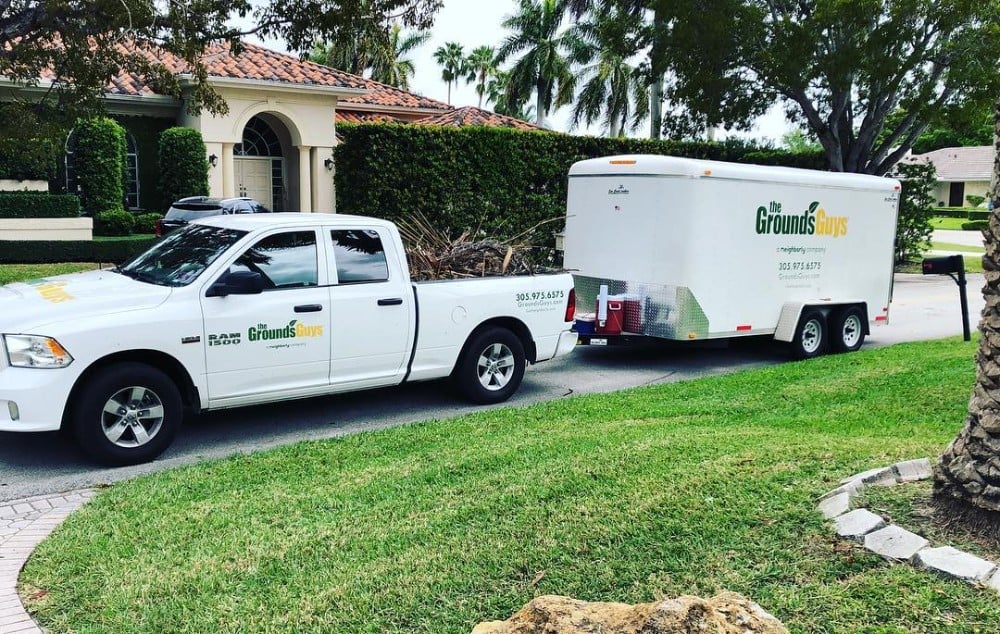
[[563, 154, 900, 357]]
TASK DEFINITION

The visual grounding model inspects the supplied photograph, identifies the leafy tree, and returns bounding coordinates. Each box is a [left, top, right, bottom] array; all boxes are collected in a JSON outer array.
[[158, 127, 210, 206], [934, 97, 1000, 530], [433, 42, 467, 105], [781, 129, 822, 153], [568, 3, 648, 137], [72, 117, 126, 216], [496, 0, 577, 128], [466, 46, 498, 109], [0, 0, 443, 132], [370, 24, 429, 90], [485, 71, 536, 123], [649, 0, 1000, 174], [891, 160, 935, 264]]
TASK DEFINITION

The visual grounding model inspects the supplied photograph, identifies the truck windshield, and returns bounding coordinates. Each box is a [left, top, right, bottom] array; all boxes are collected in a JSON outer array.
[[117, 224, 248, 287]]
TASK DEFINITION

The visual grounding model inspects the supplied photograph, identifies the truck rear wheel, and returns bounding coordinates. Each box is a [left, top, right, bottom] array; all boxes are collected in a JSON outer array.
[[830, 306, 866, 353], [72, 363, 182, 466], [454, 327, 526, 404], [792, 309, 827, 359]]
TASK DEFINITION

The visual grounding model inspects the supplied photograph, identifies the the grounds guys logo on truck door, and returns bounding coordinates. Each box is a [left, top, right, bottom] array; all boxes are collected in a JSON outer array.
[[248, 320, 324, 342], [755, 201, 849, 237]]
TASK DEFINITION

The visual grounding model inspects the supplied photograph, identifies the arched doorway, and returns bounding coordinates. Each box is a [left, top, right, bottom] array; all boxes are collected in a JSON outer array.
[[234, 115, 287, 211]]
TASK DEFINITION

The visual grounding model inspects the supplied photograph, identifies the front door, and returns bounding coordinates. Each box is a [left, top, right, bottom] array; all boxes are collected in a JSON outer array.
[[235, 158, 274, 208], [201, 229, 330, 402]]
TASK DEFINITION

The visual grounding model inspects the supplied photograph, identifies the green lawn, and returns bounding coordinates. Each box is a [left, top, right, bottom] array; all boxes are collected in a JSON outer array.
[[930, 217, 971, 230], [20, 338, 1000, 633], [0, 263, 99, 285]]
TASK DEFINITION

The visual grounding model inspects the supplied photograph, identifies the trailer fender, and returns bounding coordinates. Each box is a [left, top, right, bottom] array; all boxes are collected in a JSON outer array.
[[774, 302, 807, 343]]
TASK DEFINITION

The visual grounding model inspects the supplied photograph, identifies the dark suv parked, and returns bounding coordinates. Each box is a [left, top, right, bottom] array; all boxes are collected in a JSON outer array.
[[156, 196, 271, 236]]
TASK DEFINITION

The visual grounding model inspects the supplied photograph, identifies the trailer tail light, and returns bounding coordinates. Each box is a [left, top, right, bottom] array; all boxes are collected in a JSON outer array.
[[154, 219, 163, 237], [736, 325, 752, 332], [565, 289, 576, 322]]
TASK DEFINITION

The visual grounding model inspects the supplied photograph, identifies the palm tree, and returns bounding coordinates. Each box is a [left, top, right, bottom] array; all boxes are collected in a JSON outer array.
[[933, 97, 1000, 527], [466, 45, 498, 109], [568, 4, 648, 137], [433, 42, 467, 105], [496, 0, 577, 128], [370, 24, 429, 90], [308, 19, 386, 76]]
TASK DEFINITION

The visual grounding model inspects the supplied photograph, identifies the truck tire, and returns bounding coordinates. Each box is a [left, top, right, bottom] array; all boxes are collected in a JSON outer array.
[[454, 327, 526, 404], [830, 306, 866, 353], [71, 363, 182, 466], [791, 309, 827, 359]]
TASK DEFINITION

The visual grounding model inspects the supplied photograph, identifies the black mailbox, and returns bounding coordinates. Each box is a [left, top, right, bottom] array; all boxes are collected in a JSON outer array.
[[922, 255, 964, 275]]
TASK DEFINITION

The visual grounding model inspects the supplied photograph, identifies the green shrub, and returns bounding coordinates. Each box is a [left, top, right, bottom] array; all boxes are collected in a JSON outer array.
[[932, 207, 969, 219], [0, 238, 156, 264], [966, 194, 986, 207], [133, 212, 163, 234], [158, 128, 209, 205], [94, 209, 135, 236], [0, 192, 80, 218], [72, 117, 126, 215], [968, 210, 990, 221], [961, 220, 989, 231], [0, 105, 60, 180], [334, 124, 824, 254], [894, 161, 936, 264]]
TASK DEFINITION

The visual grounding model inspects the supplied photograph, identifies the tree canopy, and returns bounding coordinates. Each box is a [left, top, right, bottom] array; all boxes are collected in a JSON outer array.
[[0, 0, 442, 132]]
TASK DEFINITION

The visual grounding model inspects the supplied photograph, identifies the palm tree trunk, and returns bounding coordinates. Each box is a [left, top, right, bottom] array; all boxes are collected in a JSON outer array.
[[933, 97, 1000, 523], [536, 90, 546, 128], [650, 77, 663, 140], [447, 81, 452, 105]]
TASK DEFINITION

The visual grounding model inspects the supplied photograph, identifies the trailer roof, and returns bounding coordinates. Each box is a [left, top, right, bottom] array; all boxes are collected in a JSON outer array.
[[569, 155, 900, 191]]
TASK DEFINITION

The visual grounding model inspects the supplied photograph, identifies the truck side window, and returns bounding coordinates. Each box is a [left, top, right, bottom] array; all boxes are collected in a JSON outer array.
[[330, 229, 389, 284], [231, 231, 318, 289]]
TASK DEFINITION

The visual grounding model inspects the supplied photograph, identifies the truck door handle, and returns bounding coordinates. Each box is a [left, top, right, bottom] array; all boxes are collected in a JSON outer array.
[[294, 304, 324, 313], [378, 298, 404, 306]]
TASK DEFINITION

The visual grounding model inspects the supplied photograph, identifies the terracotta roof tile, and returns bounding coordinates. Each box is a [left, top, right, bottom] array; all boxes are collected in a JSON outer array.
[[415, 106, 544, 131], [335, 111, 405, 124], [905, 146, 993, 181]]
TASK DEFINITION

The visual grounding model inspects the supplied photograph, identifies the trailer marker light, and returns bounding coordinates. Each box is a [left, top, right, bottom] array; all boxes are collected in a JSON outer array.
[[610, 159, 636, 165], [704, 170, 712, 176], [875, 315, 888, 322], [564, 289, 576, 323], [736, 325, 752, 332], [687, 332, 698, 339]]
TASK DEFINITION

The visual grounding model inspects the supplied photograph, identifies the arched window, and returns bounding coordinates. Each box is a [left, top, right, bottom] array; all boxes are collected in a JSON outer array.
[[235, 116, 282, 157], [65, 128, 141, 209]]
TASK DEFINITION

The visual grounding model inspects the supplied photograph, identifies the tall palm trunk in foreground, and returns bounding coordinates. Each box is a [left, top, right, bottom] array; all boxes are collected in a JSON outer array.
[[933, 97, 1000, 528]]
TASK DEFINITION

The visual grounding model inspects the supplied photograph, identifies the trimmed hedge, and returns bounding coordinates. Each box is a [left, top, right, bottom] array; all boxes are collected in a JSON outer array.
[[159, 127, 209, 205], [0, 238, 156, 264], [334, 124, 826, 249], [0, 192, 80, 218], [134, 212, 163, 234], [962, 220, 989, 231], [933, 207, 969, 218], [968, 210, 991, 221], [72, 118, 126, 215], [94, 209, 136, 236]]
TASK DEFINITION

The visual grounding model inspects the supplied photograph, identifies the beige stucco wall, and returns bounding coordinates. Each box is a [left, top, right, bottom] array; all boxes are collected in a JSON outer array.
[[932, 180, 991, 207], [180, 83, 338, 212], [0, 218, 93, 240], [0, 180, 47, 192]]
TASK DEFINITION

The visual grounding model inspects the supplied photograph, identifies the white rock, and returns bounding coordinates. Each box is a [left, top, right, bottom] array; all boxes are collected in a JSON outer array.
[[834, 509, 886, 540], [894, 458, 933, 483], [818, 492, 850, 519], [864, 525, 929, 561], [914, 547, 997, 582]]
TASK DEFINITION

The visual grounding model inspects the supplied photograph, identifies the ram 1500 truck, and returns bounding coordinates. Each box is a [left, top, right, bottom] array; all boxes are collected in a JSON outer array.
[[0, 214, 578, 465]]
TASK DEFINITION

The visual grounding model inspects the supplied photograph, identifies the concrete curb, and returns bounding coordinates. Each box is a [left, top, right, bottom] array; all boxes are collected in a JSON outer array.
[[0, 490, 95, 634], [818, 458, 1000, 593]]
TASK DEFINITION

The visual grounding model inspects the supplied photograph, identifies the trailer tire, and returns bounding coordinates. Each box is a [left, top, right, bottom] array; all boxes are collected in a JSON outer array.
[[791, 309, 827, 359], [71, 363, 182, 466], [454, 327, 526, 404], [830, 306, 866, 353]]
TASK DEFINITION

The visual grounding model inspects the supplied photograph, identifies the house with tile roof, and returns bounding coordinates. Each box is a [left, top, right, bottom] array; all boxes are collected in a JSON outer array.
[[5, 41, 533, 213], [904, 146, 994, 207]]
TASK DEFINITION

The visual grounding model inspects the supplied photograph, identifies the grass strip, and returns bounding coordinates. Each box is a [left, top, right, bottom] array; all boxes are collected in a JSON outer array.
[[0, 263, 99, 285], [21, 338, 1000, 633]]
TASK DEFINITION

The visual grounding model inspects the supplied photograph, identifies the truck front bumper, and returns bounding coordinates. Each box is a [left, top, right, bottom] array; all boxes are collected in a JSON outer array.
[[0, 366, 77, 432]]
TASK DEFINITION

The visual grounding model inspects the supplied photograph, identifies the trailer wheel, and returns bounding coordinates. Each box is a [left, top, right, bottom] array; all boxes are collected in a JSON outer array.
[[791, 309, 827, 359], [454, 327, 526, 404], [830, 306, 866, 353], [71, 362, 182, 466]]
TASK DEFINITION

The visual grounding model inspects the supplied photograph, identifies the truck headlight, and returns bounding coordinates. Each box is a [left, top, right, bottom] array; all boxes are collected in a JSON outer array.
[[3, 335, 74, 368]]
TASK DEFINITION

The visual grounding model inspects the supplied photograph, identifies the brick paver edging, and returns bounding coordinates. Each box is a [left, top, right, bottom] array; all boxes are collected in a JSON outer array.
[[0, 490, 96, 634], [818, 459, 1000, 592]]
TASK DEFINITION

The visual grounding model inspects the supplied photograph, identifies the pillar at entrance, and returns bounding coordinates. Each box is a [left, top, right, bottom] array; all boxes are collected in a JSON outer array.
[[298, 146, 312, 213], [222, 143, 235, 198]]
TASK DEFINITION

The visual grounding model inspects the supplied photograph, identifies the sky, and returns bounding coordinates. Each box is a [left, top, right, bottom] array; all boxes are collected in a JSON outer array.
[[247, 0, 792, 143]]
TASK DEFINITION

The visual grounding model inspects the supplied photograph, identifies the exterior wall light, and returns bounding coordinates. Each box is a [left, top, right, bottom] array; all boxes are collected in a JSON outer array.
[[324, 158, 334, 170], [208, 154, 218, 167]]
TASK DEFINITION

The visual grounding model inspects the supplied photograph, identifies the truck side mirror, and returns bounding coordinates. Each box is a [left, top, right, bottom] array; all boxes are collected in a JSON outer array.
[[206, 270, 265, 297], [921, 255, 964, 275]]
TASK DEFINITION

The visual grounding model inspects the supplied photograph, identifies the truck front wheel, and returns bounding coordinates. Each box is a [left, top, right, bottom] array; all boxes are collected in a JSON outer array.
[[71, 363, 183, 466], [454, 327, 526, 404], [792, 309, 827, 359], [830, 306, 866, 353]]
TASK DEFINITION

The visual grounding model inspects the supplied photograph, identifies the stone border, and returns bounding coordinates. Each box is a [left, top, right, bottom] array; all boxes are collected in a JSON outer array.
[[818, 458, 1000, 592], [0, 490, 96, 634]]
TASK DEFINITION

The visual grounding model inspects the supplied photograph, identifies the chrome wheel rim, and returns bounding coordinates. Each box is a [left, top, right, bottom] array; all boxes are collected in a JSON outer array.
[[477, 343, 515, 391], [802, 319, 823, 354], [842, 314, 862, 348], [101, 386, 165, 448]]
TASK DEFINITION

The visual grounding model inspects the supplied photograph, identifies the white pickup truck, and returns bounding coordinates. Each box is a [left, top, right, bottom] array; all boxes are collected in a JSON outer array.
[[0, 214, 578, 465]]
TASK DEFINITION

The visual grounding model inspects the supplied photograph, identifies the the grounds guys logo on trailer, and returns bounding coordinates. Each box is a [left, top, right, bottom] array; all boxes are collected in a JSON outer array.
[[755, 201, 849, 237], [248, 320, 324, 342]]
